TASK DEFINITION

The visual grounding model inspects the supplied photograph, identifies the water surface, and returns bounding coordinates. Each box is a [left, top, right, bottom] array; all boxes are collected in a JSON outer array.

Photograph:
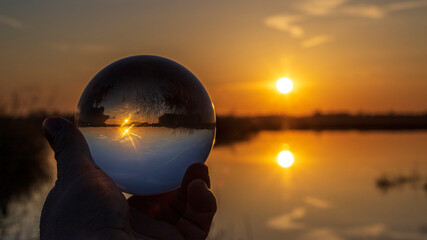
[[2, 131, 427, 240], [81, 127, 214, 194], [207, 131, 427, 240]]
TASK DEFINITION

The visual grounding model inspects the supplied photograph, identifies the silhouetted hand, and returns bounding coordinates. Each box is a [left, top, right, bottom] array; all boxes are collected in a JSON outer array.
[[41, 117, 216, 240]]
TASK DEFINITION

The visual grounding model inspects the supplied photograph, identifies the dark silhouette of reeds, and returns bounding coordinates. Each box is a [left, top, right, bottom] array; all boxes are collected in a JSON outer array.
[[0, 114, 52, 216], [376, 172, 427, 192], [287, 112, 427, 130], [1, 110, 426, 216], [215, 116, 283, 146]]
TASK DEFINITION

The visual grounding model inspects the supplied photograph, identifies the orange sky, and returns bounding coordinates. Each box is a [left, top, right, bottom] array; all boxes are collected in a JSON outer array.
[[1, 0, 427, 116]]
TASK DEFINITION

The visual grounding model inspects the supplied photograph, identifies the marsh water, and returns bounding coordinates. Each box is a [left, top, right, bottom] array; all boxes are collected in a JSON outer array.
[[1, 131, 427, 240], [80, 127, 215, 195]]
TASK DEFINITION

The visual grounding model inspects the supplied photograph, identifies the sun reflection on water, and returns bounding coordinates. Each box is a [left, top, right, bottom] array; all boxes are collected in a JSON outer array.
[[278, 150, 294, 168], [119, 118, 141, 149]]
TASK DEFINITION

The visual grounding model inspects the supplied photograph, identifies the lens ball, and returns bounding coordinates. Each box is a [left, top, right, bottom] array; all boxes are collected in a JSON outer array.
[[75, 55, 215, 195]]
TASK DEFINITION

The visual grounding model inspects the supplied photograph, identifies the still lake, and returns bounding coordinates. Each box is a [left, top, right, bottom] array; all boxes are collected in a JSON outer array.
[[80, 127, 215, 195], [2, 130, 427, 240]]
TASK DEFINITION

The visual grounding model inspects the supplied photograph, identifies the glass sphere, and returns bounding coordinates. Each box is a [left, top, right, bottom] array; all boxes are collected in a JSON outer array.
[[75, 55, 215, 195]]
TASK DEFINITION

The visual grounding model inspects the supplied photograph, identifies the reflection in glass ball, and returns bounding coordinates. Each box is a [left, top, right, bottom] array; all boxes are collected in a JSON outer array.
[[75, 55, 215, 195]]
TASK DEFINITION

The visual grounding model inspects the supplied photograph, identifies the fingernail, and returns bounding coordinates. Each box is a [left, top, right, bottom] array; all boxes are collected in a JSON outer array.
[[43, 118, 62, 145]]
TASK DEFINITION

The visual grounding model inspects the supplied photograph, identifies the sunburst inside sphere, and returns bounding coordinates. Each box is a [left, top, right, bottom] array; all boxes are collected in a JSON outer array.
[[75, 55, 216, 195]]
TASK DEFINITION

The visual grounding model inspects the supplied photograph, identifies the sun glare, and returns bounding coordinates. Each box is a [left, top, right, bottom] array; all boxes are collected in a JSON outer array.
[[278, 150, 294, 168], [276, 78, 293, 94], [119, 118, 141, 149]]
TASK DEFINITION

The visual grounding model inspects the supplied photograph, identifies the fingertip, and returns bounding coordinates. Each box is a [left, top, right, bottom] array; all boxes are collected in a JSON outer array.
[[42, 117, 75, 148], [42, 117, 62, 147], [43, 117, 62, 132], [43, 117, 95, 182]]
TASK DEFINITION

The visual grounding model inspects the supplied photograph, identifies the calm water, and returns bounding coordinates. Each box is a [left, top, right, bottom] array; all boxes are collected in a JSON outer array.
[[1, 131, 427, 240], [208, 131, 427, 240], [81, 127, 214, 195]]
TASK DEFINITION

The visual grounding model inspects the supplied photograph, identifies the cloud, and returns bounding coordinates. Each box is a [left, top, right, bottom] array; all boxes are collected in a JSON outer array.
[[302, 35, 333, 48], [345, 223, 386, 237], [341, 5, 386, 19], [303, 196, 332, 208], [264, 0, 427, 50], [341, 0, 427, 19], [266, 207, 306, 230], [263, 0, 344, 45], [299, 228, 345, 240], [264, 16, 333, 48], [387, 0, 427, 12], [386, 230, 427, 240], [264, 15, 305, 38], [0, 15, 24, 29], [344, 223, 427, 240], [52, 43, 115, 54], [299, 0, 347, 16]]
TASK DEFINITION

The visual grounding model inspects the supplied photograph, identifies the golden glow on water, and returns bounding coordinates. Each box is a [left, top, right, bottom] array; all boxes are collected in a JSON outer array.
[[198, 130, 427, 239], [122, 124, 134, 137], [278, 150, 294, 168], [276, 78, 293, 94], [119, 118, 141, 149]]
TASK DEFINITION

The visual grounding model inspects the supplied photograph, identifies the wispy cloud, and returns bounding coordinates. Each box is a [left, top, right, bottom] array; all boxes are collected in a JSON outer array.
[[341, 5, 385, 19], [264, 0, 347, 47], [303, 196, 332, 208], [345, 223, 386, 237], [264, 0, 427, 49], [302, 35, 333, 48], [387, 0, 427, 12], [266, 207, 306, 230], [300, 228, 345, 240], [264, 15, 304, 38], [0, 15, 24, 29], [341, 0, 427, 19], [299, 0, 347, 16], [344, 223, 426, 240], [52, 43, 115, 54], [264, 13, 332, 47]]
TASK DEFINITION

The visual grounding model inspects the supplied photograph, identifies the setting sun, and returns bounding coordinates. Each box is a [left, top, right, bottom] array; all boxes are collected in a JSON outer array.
[[276, 78, 293, 94], [278, 150, 294, 168]]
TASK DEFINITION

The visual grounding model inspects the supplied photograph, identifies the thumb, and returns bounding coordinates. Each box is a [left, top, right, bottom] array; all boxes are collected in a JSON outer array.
[[176, 179, 216, 238], [43, 117, 98, 183]]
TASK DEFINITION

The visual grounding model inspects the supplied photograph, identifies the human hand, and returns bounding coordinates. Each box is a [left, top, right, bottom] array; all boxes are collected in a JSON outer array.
[[41, 117, 216, 240]]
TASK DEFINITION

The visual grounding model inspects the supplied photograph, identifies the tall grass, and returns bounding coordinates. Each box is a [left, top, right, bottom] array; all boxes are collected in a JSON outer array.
[[0, 115, 51, 216]]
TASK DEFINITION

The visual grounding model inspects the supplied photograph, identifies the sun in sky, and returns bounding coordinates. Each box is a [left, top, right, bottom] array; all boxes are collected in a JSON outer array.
[[276, 78, 294, 94], [278, 150, 294, 168]]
